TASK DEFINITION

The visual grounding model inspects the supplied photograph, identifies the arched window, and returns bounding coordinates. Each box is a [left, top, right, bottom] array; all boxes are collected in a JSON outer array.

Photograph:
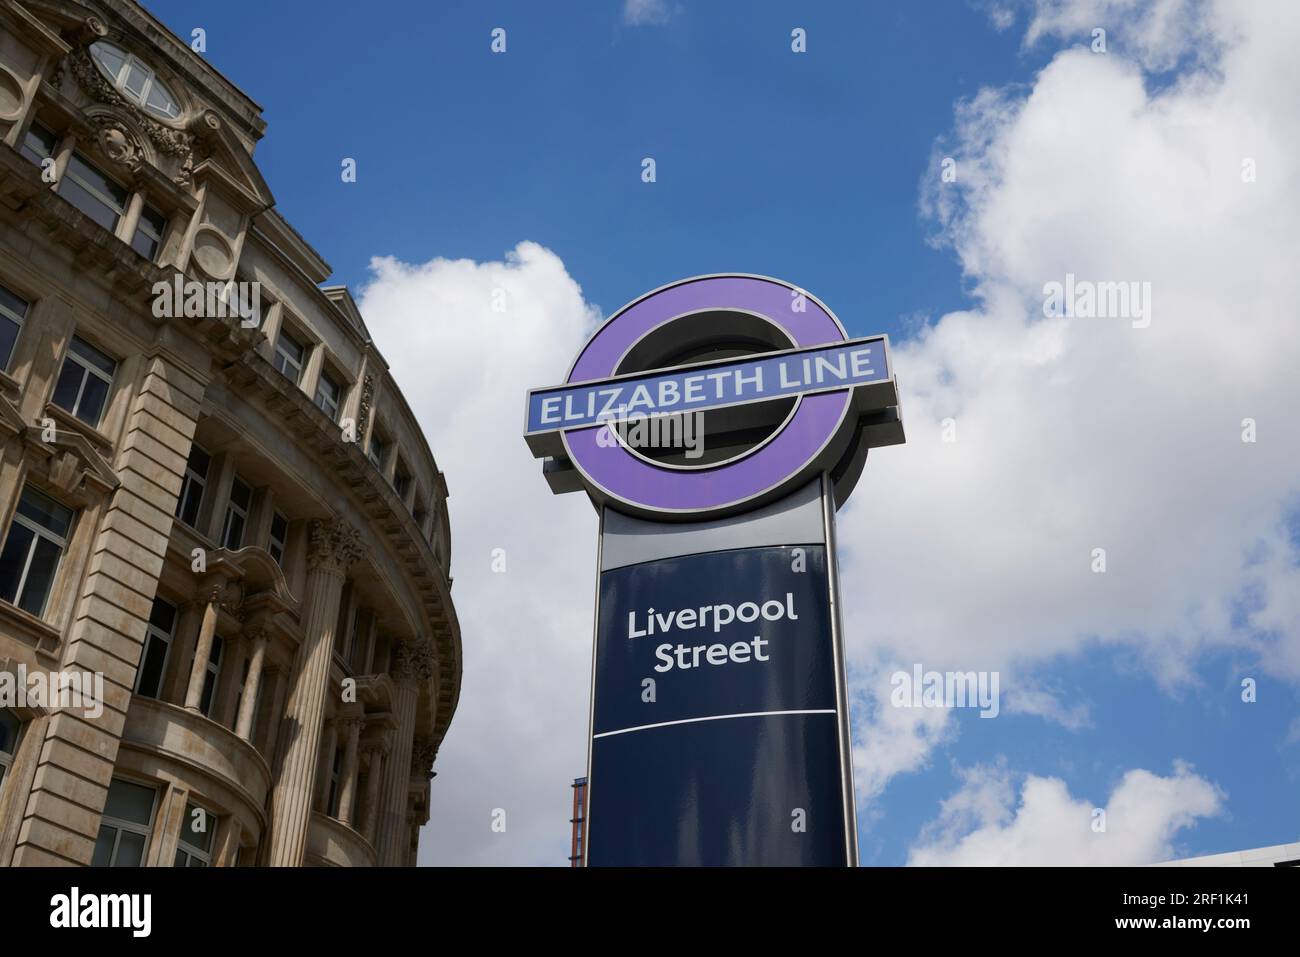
[[88, 41, 182, 120]]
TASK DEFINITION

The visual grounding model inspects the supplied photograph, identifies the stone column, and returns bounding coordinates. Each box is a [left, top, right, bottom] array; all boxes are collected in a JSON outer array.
[[376, 638, 434, 865], [234, 628, 269, 741], [214, 635, 247, 728], [336, 716, 364, 827], [215, 817, 243, 867], [360, 740, 389, 845], [162, 601, 204, 705], [260, 667, 288, 767], [184, 587, 223, 713], [265, 519, 362, 866]]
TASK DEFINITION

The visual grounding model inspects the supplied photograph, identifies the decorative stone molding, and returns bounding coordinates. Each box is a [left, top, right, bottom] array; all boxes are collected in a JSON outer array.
[[207, 579, 245, 616], [392, 638, 436, 686], [14, 423, 120, 500], [307, 519, 364, 577], [66, 46, 197, 186], [87, 113, 148, 178], [356, 374, 375, 445], [336, 715, 365, 737], [411, 738, 438, 779]]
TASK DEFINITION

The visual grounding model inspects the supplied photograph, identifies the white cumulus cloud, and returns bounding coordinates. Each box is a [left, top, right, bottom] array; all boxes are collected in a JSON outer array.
[[359, 242, 601, 865], [907, 760, 1223, 865], [840, 0, 1300, 820]]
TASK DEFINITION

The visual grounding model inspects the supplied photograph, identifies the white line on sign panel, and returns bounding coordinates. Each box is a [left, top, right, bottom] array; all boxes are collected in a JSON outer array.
[[592, 709, 838, 739]]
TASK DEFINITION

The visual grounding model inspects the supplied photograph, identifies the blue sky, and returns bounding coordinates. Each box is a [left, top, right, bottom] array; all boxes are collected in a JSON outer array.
[[147, 1, 1050, 339], [145, 0, 1300, 865]]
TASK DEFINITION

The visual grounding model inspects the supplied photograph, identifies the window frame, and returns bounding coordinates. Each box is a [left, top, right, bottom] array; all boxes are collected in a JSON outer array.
[[199, 636, 223, 718], [0, 485, 75, 619], [268, 511, 288, 566], [59, 151, 129, 233], [367, 430, 389, 471], [51, 334, 117, 429], [0, 281, 29, 373], [130, 203, 168, 261], [0, 709, 21, 797], [174, 802, 216, 867], [88, 41, 183, 121], [393, 461, 412, 500], [272, 327, 306, 385], [93, 777, 158, 868], [175, 443, 210, 529], [19, 120, 58, 167], [220, 476, 252, 550], [134, 597, 177, 699], [313, 366, 342, 422], [326, 746, 342, 818]]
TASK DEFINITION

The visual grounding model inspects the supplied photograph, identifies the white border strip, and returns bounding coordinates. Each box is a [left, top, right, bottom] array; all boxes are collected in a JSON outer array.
[[593, 708, 837, 739]]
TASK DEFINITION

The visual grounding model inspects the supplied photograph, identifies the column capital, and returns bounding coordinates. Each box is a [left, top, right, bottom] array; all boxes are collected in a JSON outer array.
[[308, 519, 364, 577], [337, 714, 365, 737], [241, 623, 272, 645], [411, 737, 438, 779], [392, 638, 436, 686]]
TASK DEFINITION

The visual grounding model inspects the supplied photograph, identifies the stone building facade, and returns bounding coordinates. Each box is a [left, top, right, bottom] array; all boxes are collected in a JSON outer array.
[[0, 0, 461, 866]]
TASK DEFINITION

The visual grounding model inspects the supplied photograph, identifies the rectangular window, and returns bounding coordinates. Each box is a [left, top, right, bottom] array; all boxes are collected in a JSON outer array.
[[0, 282, 29, 372], [393, 465, 411, 500], [368, 432, 388, 471], [51, 335, 116, 428], [175, 444, 210, 528], [346, 605, 362, 667], [131, 204, 168, 261], [60, 153, 128, 233], [199, 636, 223, 718], [327, 747, 342, 818], [221, 477, 252, 549], [268, 511, 288, 566], [20, 121, 58, 166], [174, 803, 216, 867], [134, 598, 177, 699], [0, 485, 74, 618], [313, 368, 342, 422], [272, 329, 305, 384], [91, 778, 157, 867], [0, 709, 20, 796]]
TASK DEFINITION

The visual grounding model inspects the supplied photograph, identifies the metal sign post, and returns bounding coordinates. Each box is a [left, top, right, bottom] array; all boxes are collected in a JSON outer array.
[[525, 275, 905, 865]]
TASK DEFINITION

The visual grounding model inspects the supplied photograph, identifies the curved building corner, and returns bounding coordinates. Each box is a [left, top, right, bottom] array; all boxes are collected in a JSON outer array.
[[0, 0, 462, 866]]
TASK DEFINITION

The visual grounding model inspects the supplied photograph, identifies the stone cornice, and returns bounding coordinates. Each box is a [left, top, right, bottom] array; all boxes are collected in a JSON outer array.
[[216, 351, 461, 751]]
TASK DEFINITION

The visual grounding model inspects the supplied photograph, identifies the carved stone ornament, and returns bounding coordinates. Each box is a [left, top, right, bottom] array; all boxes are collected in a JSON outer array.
[[210, 579, 245, 617], [411, 738, 438, 778], [47, 451, 81, 493], [307, 519, 364, 576], [89, 115, 146, 176], [393, 638, 436, 686], [66, 46, 198, 187], [356, 374, 374, 445]]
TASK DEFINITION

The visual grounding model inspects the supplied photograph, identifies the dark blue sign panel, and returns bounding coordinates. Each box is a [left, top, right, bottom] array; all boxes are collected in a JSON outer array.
[[586, 544, 849, 866]]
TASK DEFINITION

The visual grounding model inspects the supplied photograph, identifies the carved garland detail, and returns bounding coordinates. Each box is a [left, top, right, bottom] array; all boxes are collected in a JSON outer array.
[[66, 47, 198, 186], [356, 374, 375, 446]]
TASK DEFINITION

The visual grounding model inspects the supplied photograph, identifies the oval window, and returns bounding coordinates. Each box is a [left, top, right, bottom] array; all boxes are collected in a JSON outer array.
[[88, 41, 182, 120]]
